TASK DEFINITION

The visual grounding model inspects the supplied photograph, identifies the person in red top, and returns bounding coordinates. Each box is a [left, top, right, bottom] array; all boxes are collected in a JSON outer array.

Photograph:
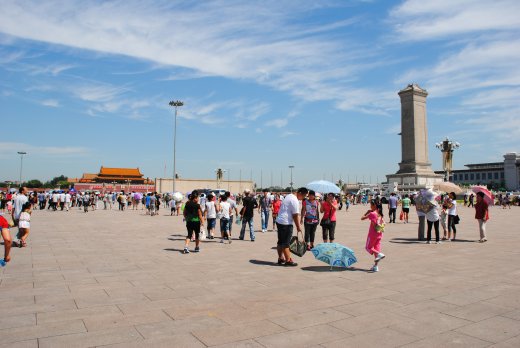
[[320, 193, 338, 243], [474, 192, 489, 243], [0, 215, 13, 266], [272, 194, 282, 232]]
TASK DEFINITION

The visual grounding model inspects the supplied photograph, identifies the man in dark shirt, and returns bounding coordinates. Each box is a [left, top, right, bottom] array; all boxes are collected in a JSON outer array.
[[239, 189, 258, 241], [183, 190, 204, 253]]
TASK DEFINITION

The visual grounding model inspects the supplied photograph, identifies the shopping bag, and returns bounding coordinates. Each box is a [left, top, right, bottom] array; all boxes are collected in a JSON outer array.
[[399, 211, 404, 221], [289, 231, 306, 257]]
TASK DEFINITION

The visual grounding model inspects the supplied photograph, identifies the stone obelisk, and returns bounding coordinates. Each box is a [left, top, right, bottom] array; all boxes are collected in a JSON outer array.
[[387, 84, 443, 188]]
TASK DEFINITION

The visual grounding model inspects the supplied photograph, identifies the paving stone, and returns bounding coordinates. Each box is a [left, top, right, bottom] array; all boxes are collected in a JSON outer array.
[[335, 298, 403, 316], [0, 319, 86, 345], [389, 311, 473, 338], [83, 309, 172, 331], [323, 327, 418, 347], [255, 324, 350, 347], [0, 339, 38, 348], [330, 311, 414, 335], [269, 308, 352, 330], [488, 335, 520, 348], [455, 316, 520, 343], [210, 339, 267, 348], [38, 326, 142, 348], [37, 305, 123, 324], [101, 333, 206, 348], [0, 313, 36, 330], [442, 301, 512, 322], [192, 319, 286, 346], [135, 316, 228, 339], [401, 331, 492, 348]]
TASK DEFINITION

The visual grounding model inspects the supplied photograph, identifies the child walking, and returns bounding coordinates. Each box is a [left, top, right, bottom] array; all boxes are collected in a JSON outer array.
[[361, 199, 386, 272], [17, 202, 32, 247]]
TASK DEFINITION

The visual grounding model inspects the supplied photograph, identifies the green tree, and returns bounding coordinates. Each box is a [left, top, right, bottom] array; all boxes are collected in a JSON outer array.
[[23, 179, 43, 188]]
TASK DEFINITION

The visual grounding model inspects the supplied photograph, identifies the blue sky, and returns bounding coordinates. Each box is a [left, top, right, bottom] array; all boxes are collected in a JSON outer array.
[[0, 0, 519, 187]]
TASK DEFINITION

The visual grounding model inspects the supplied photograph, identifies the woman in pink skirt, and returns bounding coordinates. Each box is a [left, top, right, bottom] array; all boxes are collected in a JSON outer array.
[[361, 200, 386, 272]]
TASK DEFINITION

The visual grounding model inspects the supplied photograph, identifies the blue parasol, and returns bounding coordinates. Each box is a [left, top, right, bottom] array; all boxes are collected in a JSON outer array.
[[306, 180, 340, 194], [311, 243, 357, 270]]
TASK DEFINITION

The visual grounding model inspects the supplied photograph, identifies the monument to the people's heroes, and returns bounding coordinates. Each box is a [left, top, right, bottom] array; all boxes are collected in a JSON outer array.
[[387, 84, 443, 189]]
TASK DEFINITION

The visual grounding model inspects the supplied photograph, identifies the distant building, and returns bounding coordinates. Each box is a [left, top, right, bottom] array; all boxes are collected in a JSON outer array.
[[435, 152, 520, 190], [69, 167, 153, 185]]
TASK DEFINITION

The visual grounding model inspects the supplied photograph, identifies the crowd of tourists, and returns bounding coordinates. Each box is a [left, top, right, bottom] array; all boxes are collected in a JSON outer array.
[[0, 185, 518, 270]]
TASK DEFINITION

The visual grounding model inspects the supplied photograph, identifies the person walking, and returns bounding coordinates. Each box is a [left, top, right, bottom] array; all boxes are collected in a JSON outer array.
[[218, 194, 232, 244], [204, 194, 217, 239], [16, 202, 31, 247], [401, 194, 411, 223], [301, 190, 319, 250], [224, 191, 238, 238], [272, 194, 282, 231], [361, 199, 386, 272], [320, 193, 338, 243], [446, 192, 458, 241], [0, 214, 13, 266], [475, 192, 489, 243], [387, 193, 398, 223], [258, 189, 272, 233], [183, 190, 204, 253], [468, 193, 474, 208], [275, 187, 308, 266], [239, 189, 258, 242]]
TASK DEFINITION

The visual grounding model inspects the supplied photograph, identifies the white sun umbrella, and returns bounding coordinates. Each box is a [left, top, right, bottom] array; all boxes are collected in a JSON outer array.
[[306, 180, 340, 194]]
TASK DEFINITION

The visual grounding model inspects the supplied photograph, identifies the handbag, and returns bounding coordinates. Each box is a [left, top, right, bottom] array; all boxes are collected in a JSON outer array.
[[399, 211, 404, 221], [320, 204, 333, 227], [289, 231, 306, 257], [375, 217, 385, 233], [454, 215, 460, 224]]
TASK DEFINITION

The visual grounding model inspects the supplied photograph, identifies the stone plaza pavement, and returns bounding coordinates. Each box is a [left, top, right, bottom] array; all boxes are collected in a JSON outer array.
[[1, 203, 519, 348]]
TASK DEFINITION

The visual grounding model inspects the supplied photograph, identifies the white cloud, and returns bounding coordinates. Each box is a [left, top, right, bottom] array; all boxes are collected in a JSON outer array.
[[73, 83, 128, 102], [41, 99, 59, 107], [0, 1, 387, 114], [265, 118, 288, 128], [0, 142, 89, 157], [391, 0, 520, 41]]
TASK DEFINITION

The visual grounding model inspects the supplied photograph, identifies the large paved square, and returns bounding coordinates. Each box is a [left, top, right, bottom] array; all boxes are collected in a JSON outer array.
[[1, 203, 519, 347]]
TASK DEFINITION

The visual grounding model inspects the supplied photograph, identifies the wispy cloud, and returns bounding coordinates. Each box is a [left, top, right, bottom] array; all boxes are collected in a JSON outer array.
[[265, 118, 288, 128], [0, 142, 89, 157], [390, 0, 520, 41], [41, 99, 59, 107], [72, 83, 128, 102], [0, 1, 389, 114]]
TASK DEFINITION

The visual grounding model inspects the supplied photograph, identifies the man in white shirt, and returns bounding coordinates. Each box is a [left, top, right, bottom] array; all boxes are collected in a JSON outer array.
[[275, 187, 308, 266], [65, 191, 71, 211], [12, 187, 28, 226], [59, 191, 66, 210]]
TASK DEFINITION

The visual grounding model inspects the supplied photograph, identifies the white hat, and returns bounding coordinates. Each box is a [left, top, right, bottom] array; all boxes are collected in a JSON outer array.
[[244, 188, 251, 194]]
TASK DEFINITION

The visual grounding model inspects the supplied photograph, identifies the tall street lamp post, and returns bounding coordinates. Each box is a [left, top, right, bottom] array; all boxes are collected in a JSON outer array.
[[168, 100, 184, 193], [435, 137, 460, 182], [17, 151, 27, 185], [288, 165, 295, 192]]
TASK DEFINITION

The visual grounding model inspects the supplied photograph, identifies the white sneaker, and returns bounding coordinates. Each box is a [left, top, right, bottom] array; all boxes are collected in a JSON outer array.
[[426, 241, 431, 244], [375, 253, 385, 262], [371, 265, 379, 272], [436, 241, 442, 244]]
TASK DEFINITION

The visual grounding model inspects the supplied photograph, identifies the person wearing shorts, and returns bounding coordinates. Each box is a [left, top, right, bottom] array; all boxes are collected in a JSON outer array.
[[183, 190, 204, 254], [0, 215, 13, 265], [275, 187, 308, 266], [401, 194, 411, 223]]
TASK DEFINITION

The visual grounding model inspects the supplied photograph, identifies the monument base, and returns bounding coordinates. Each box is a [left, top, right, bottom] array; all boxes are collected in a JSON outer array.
[[386, 172, 443, 191]]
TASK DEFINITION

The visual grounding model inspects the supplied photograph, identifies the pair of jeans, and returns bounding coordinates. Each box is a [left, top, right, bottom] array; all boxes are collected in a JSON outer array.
[[427, 220, 440, 242], [389, 208, 397, 222], [220, 218, 229, 236], [228, 216, 234, 233], [240, 217, 255, 240], [261, 209, 269, 230]]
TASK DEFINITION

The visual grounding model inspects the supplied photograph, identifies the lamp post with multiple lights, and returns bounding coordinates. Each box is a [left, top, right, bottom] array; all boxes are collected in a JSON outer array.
[[288, 165, 295, 192], [17, 151, 27, 185], [435, 137, 460, 182], [168, 100, 183, 193]]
